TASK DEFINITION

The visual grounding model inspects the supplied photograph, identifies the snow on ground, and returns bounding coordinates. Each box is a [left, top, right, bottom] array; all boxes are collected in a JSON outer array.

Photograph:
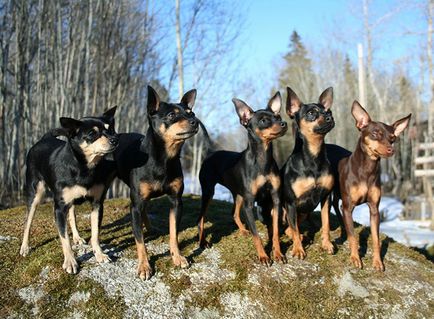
[[184, 175, 434, 249]]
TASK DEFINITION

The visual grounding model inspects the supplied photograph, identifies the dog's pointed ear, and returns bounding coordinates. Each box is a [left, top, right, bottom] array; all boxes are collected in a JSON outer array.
[[233, 98, 254, 126], [351, 100, 371, 130], [392, 113, 411, 137], [267, 91, 282, 115], [60, 117, 82, 136], [147, 85, 160, 115], [319, 87, 333, 110], [181, 89, 197, 109], [286, 87, 302, 118], [103, 105, 117, 120]]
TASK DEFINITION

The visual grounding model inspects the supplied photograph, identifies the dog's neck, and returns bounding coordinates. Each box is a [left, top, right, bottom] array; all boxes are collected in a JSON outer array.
[[293, 129, 326, 163], [143, 126, 184, 162], [245, 129, 275, 170], [351, 138, 380, 176]]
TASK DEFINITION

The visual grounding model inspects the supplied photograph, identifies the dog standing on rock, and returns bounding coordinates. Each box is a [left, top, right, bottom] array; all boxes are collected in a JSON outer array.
[[20, 107, 119, 274], [281, 87, 335, 259]]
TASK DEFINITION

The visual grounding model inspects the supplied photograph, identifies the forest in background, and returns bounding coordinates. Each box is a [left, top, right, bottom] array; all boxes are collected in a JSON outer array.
[[0, 0, 432, 208]]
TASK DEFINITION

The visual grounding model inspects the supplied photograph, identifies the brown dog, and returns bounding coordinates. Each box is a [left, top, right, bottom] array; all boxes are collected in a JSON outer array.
[[338, 101, 411, 271]]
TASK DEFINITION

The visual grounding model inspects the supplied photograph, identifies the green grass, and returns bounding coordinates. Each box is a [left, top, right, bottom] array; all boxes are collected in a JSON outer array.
[[0, 195, 433, 318]]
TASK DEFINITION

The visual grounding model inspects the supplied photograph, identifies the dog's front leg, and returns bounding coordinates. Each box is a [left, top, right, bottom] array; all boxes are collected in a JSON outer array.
[[90, 201, 111, 263], [168, 194, 189, 268], [271, 190, 285, 263], [131, 192, 152, 280], [285, 204, 306, 259], [368, 200, 384, 271], [320, 196, 335, 254], [244, 196, 270, 266], [55, 201, 78, 274]]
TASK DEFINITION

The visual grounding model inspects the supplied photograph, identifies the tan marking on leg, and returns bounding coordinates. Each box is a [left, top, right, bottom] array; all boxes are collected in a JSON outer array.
[[250, 175, 267, 196], [135, 240, 152, 280], [292, 177, 315, 198], [233, 195, 248, 235], [68, 206, 86, 245], [320, 198, 334, 254], [20, 181, 46, 256], [169, 208, 189, 268], [59, 226, 78, 274], [90, 205, 111, 263], [252, 234, 270, 266], [169, 177, 183, 193], [271, 208, 285, 262], [289, 216, 306, 259], [139, 181, 161, 199]]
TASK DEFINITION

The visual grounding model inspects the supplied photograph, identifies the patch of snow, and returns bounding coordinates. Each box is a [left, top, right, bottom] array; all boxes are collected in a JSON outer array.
[[330, 196, 434, 248]]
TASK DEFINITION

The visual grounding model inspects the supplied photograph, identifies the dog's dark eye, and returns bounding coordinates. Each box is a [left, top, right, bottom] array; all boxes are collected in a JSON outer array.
[[167, 112, 176, 120], [88, 130, 98, 138], [260, 118, 267, 125]]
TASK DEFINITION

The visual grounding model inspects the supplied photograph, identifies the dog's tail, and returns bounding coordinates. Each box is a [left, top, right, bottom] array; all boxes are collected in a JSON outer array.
[[41, 127, 69, 140], [198, 119, 216, 157]]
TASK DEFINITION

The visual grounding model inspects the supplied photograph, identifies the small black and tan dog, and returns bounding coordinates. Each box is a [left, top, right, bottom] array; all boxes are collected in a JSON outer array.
[[20, 107, 119, 274], [281, 87, 335, 259], [114, 86, 199, 280], [198, 93, 288, 265]]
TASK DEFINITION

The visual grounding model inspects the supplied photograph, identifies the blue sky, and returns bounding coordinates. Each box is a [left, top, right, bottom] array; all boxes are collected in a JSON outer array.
[[239, 0, 425, 93], [158, 0, 428, 133]]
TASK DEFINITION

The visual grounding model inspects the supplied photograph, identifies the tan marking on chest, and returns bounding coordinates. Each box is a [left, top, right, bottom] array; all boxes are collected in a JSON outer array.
[[349, 182, 368, 203], [267, 174, 281, 190], [292, 174, 333, 198], [250, 175, 267, 195], [62, 184, 105, 204], [140, 181, 162, 199]]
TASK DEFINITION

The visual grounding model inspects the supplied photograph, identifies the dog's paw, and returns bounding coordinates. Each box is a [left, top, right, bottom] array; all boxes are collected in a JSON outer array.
[[19, 244, 30, 257], [172, 255, 189, 269], [238, 229, 250, 236], [95, 252, 111, 263], [63, 256, 79, 274], [291, 246, 306, 260], [372, 258, 384, 272], [259, 254, 272, 267], [273, 250, 287, 264], [137, 262, 153, 280], [199, 239, 211, 249], [350, 255, 363, 269], [321, 240, 335, 255], [73, 236, 86, 245]]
